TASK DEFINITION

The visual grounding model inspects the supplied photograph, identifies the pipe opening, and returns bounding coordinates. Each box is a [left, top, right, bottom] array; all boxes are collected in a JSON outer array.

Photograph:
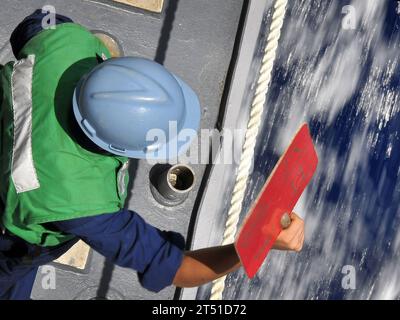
[[168, 166, 195, 192], [150, 164, 195, 206]]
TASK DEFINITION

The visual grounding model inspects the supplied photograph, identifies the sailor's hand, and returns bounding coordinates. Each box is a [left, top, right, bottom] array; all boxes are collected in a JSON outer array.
[[272, 212, 305, 252]]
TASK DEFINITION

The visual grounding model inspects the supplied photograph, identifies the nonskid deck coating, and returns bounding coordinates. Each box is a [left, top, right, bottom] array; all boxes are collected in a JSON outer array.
[[0, 0, 244, 299]]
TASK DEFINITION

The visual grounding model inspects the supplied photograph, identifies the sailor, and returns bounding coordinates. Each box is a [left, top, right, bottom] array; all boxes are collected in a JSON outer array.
[[0, 10, 305, 299]]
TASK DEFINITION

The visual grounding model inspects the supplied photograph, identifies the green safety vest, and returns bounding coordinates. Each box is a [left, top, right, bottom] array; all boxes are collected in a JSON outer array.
[[0, 23, 129, 247]]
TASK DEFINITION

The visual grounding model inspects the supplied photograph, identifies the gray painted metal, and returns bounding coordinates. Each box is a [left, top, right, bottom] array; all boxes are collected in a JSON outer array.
[[0, 0, 244, 299]]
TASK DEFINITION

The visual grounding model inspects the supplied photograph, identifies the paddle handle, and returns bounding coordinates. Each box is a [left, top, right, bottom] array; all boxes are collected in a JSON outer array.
[[280, 212, 292, 229]]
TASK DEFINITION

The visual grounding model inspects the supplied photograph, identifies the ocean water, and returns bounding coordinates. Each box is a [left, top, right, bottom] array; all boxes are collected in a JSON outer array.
[[199, 0, 400, 300]]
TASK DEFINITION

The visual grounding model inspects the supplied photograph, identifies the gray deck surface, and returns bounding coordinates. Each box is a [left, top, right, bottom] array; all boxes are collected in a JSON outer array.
[[0, 0, 244, 299]]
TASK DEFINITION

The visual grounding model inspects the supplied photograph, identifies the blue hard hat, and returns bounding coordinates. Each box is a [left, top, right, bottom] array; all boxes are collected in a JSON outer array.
[[72, 57, 201, 159]]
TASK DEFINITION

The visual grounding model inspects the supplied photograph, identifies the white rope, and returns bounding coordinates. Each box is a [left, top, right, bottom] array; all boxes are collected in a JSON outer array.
[[210, 0, 288, 300]]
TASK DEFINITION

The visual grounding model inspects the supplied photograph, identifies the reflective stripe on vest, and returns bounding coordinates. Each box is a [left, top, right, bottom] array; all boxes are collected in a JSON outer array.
[[11, 54, 40, 193]]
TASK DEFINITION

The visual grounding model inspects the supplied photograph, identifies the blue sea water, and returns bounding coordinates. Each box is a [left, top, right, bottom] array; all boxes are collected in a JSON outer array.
[[200, 0, 400, 300]]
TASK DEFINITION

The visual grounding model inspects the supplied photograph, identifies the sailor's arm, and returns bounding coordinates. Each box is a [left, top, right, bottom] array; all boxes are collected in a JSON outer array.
[[53, 210, 304, 291], [173, 212, 305, 288]]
